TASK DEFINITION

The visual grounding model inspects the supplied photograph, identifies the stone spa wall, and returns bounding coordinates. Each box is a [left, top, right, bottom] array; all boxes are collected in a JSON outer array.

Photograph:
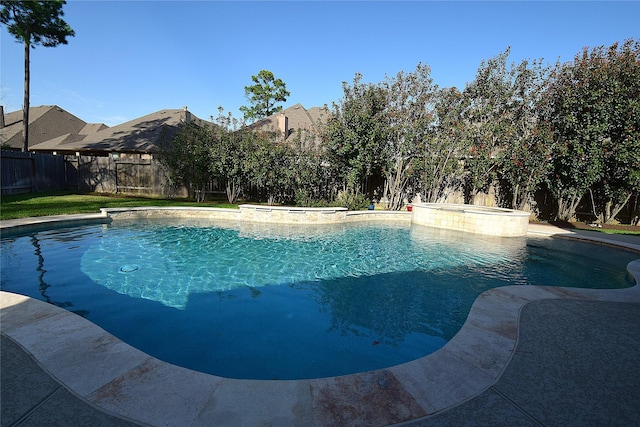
[[411, 203, 531, 237], [100, 204, 529, 237]]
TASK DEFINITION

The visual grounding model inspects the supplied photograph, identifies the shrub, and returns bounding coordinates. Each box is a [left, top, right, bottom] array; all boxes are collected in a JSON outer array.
[[294, 189, 330, 207], [332, 191, 370, 211]]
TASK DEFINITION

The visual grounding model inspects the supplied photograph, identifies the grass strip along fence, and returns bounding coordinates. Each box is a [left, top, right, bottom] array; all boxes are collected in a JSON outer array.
[[0, 192, 237, 221]]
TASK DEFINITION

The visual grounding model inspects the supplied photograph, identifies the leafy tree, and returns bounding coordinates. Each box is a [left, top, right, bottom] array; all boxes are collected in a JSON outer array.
[[380, 63, 437, 210], [239, 70, 290, 122], [592, 39, 640, 223], [543, 60, 606, 221], [209, 107, 251, 203], [247, 137, 296, 205], [543, 39, 640, 222], [497, 58, 553, 212], [424, 87, 468, 203], [1, 0, 74, 152], [462, 49, 514, 203], [288, 132, 333, 204], [323, 73, 387, 195], [158, 122, 213, 202]]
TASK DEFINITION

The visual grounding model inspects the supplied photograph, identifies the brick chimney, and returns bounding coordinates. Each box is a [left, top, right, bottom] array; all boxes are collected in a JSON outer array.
[[0, 106, 4, 128], [277, 111, 288, 139], [183, 106, 191, 124]]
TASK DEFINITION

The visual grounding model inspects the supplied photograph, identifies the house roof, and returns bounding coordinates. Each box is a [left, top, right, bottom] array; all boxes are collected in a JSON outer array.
[[3, 104, 322, 155], [80, 123, 109, 135], [0, 105, 103, 150], [29, 108, 208, 154], [248, 103, 330, 142]]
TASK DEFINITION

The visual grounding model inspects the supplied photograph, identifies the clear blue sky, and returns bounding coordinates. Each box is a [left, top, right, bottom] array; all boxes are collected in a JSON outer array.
[[1, 1, 638, 126]]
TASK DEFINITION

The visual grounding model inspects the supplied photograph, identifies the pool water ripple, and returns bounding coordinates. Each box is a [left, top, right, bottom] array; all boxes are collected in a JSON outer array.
[[1, 219, 636, 380], [78, 222, 517, 308]]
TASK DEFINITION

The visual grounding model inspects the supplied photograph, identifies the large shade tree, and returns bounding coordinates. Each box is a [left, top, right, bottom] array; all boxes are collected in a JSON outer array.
[[461, 49, 514, 203], [424, 87, 468, 203], [380, 63, 437, 210], [497, 57, 553, 212], [1, 0, 74, 152], [158, 122, 213, 202], [323, 73, 387, 194], [543, 39, 640, 222]]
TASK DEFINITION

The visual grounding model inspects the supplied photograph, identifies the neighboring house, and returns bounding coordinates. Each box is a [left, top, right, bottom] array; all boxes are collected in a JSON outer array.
[[2, 104, 325, 156], [29, 107, 205, 158], [0, 105, 208, 158], [0, 105, 106, 151], [248, 103, 330, 148]]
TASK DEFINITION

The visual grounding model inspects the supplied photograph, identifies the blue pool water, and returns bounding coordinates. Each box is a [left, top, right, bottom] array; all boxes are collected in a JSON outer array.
[[1, 219, 637, 380]]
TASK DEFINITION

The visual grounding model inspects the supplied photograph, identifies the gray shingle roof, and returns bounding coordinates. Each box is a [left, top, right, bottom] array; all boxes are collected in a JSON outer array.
[[0, 105, 100, 150], [3, 104, 310, 155], [27, 108, 209, 154], [80, 123, 109, 135], [47, 109, 186, 153]]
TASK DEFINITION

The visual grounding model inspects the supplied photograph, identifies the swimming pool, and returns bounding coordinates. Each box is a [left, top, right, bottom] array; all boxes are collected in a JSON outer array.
[[1, 218, 636, 380]]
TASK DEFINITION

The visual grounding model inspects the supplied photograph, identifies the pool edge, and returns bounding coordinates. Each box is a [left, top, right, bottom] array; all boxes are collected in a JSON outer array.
[[1, 212, 639, 426]]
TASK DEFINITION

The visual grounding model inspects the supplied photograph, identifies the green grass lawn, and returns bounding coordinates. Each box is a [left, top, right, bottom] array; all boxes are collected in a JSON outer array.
[[0, 192, 237, 220], [547, 220, 640, 236], [594, 228, 640, 236]]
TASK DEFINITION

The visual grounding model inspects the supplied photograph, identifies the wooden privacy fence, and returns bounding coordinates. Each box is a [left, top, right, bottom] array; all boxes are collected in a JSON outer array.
[[1, 151, 186, 197], [1, 151, 65, 194]]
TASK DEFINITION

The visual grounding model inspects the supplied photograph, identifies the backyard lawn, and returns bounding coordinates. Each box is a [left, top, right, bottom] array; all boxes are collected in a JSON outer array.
[[0, 192, 237, 220]]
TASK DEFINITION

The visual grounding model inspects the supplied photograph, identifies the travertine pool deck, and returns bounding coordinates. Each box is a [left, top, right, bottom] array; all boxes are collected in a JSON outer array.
[[1, 212, 639, 426]]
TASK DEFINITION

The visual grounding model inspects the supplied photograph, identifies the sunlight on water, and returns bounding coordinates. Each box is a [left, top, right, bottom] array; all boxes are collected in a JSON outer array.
[[80, 220, 525, 309]]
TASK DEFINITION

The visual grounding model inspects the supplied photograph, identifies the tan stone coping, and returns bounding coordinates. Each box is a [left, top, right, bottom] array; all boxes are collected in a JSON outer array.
[[102, 206, 241, 222], [415, 204, 531, 216], [0, 212, 108, 232], [1, 206, 413, 233], [527, 222, 640, 253], [239, 204, 348, 212], [1, 211, 639, 425]]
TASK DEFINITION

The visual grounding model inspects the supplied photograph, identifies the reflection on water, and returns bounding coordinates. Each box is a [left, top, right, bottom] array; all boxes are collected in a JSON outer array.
[[312, 270, 468, 347], [2, 231, 89, 317], [409, 225, 528, 265]]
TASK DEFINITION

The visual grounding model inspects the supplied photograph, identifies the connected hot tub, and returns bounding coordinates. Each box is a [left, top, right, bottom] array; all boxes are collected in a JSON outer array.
[[411, 203, 531, 237]]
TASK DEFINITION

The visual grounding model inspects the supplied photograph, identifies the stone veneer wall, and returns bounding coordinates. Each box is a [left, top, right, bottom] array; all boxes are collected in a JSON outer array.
[[101, 204, 528, 236], [344, 210, 412, 223], [238, 204, 349, 224], [411, 203, 531, 237], [102, 207, 240, 221], [101, 206, 412, 225]]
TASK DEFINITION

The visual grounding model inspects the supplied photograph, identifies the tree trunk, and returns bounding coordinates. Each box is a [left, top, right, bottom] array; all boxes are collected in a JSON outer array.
[[604, 193, 632, 224], [516, 192, 530, 212], [198, 184, 207, 202], [23, 39, 31, 153], [226, 179, 241, 204], [384, 158, 411, 211], [557, 193, 581, 221]]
